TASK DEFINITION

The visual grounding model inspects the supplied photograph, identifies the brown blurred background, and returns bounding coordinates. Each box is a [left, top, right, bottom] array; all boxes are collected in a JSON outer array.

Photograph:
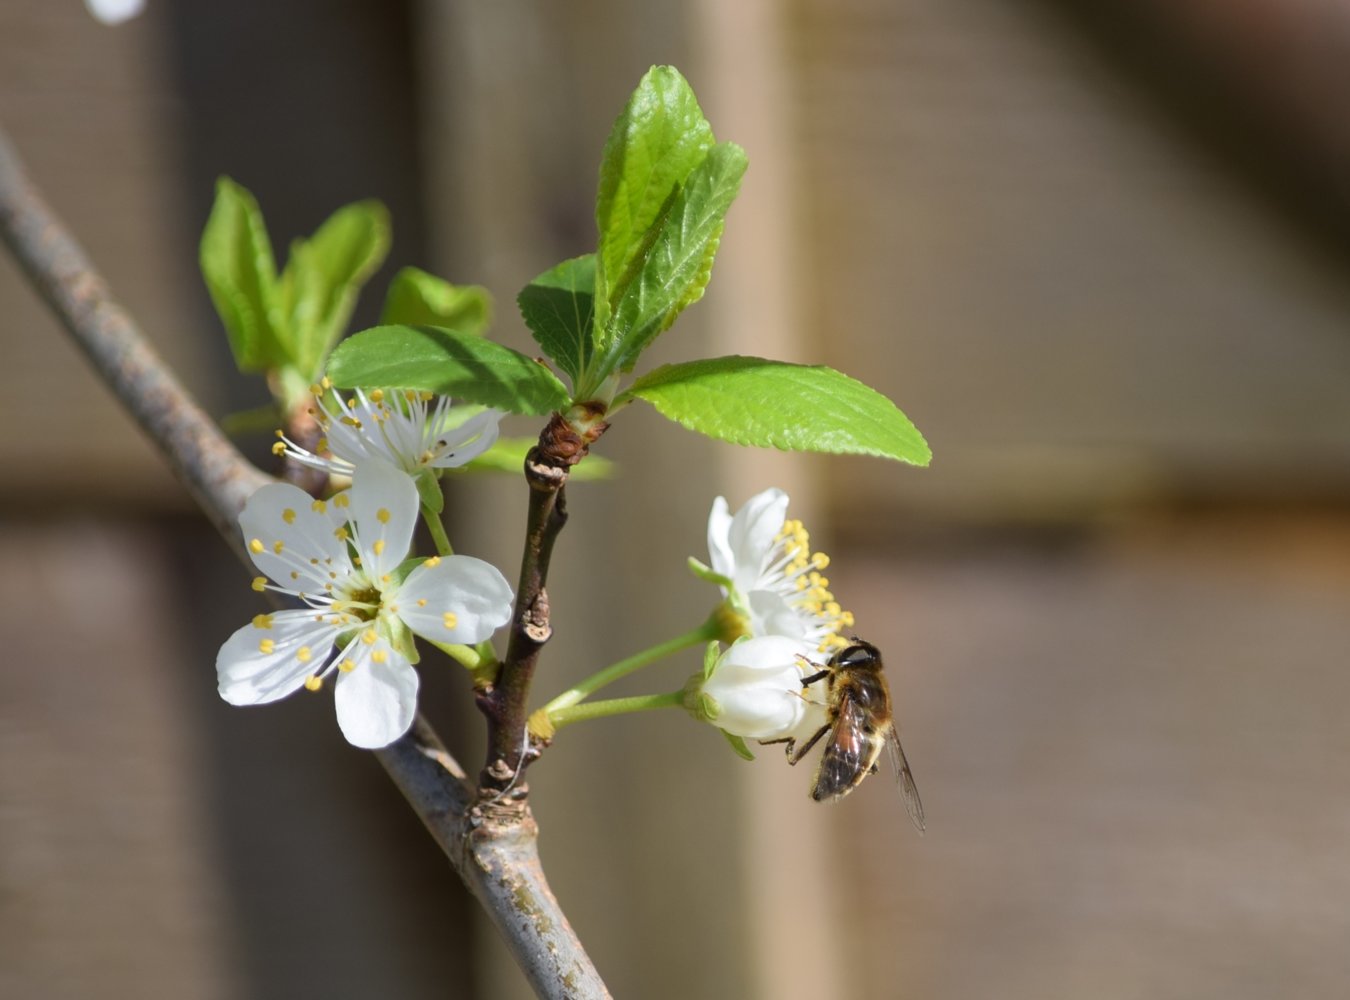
[[3, 1, 1350, 998]]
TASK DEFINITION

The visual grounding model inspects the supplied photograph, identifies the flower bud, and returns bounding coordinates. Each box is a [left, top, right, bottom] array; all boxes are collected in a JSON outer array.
[[696, 636, 827, 741]]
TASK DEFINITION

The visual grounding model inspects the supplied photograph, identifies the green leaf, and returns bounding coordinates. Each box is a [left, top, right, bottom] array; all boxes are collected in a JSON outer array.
[[595, 66, 715, 345], [622, 356, 931, 465], [381, 266, 491, 335], [326, 325, 570, 416], [199, 177, 281, 372], [276, 200, 390, 379], [456, 437, 616, 481], [601, 142, 747, 376], [721, 730, 755, 761], [516, 255, 596, 387]]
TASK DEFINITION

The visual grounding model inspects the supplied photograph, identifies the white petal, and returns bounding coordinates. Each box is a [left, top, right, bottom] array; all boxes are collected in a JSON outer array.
[[747, 589, 810, 641], [726, 488, 789, 593], [239, 482, 350, 589], [706, 496, 735, 580], [217, 613, 337, 705], [85, 0, 144, 25], [348, 460, 418, 580], [426, 409, 503, 468], [333, 640, 419, 748], [396, 555, 513, 644]]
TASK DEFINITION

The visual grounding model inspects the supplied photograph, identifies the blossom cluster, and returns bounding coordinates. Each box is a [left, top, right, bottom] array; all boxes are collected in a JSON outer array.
[[216, 391, 512, 748], [693, 488, 857, 746]]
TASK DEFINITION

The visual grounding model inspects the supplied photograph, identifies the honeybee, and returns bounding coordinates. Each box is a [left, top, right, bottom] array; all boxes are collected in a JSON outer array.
[[781, 639, 925, 830]]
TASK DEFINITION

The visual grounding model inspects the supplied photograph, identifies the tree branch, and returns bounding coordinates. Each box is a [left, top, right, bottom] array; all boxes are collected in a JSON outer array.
[[0, 127, 610, 1000]]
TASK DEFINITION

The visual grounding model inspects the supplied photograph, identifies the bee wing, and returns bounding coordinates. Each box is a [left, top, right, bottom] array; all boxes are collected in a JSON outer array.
[[886, 725, 926, 833], [810, 695, 873, 801]]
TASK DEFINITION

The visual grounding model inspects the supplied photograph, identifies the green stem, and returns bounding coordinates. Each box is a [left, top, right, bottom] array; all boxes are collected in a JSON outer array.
[[422, 505, 454, 556], [548, 689, 685, 731], [540, 620, 718, 716]]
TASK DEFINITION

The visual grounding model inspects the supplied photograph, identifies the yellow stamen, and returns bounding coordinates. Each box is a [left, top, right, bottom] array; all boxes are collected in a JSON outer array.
[[338, 659, 356, 673], [271, 441, 286, 456], [304, 675, 323, 692], [361, 628, 377, 646], [369, 389, 385, 403], [416, 598, 427, 607], [272, 540, 284, 555], [424, 556, 441, 568], [371, 650, 388, 664], [258, 638, 275, 654], [249, 538, 264, 554], [296, 646, 312, 663], [373, 539, 386, 556], [252, 613, 273, 629], [333, 494, 350, 509], [251, 576, 267, 592], [282, 508, 296, 524], [442, 611, 458, 630], [376, 508, 391, 524]]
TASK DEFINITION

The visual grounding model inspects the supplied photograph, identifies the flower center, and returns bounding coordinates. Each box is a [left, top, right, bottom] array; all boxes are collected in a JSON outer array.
[[774, 518, 855, 652]]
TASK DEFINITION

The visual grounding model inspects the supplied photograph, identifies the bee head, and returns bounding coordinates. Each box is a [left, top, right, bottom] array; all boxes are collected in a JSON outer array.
[[830, 638, 882, 672]]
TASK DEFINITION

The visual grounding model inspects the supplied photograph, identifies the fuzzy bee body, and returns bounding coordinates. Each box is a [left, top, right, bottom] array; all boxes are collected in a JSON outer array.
[[788, 639, 925, 831]]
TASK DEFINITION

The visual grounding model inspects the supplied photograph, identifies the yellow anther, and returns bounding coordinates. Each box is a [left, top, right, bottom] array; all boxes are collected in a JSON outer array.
[[338, 659, 356, 673], [416, 598, 427, 607], [271, 441, 286, 456], [290, 571, 299, 580], [442, 611, 458, 630], [371, 650, 389, 664], [361, 629, 377, 646], [813, 552, 830, 569], [304, 675, 323, 692], [334, 526, 350, 542], [251, 576, 267, 592], [309, 383, 323, 396], [420, 391, 433, 402], [311, 499, 327, 513], [272, 540, 284, 555], [258, 638, 275, 655], [321, 376, 332, 390], [249, 538, 264, 554], [252, 613, 273, 629], [369, 389, 385, 403], [340, 416, 362, 429], [316, 437, 328, 452], [333, 494, 350, 509], [376, 507, 391, 524], [373, 539, 386, 556], [296, 646, 312, 663], [424, 556, 441, 568], [282, 508, 297, 524], [274, 429, 285, 439]]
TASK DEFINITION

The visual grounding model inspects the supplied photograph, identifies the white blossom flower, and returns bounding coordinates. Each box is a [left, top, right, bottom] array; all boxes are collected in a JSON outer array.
[[704, 488, 854, 653], [696, 636, 829, 742], [275, 383, 502, 479], [216, 460, 513, 748], [84, 0, 144, 25]]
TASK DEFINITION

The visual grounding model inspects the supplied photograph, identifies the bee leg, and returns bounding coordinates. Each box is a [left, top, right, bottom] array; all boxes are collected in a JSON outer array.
[[759, 736, 797, 760], [799, 669, 830, 687], [786, 724, 830, 765]]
